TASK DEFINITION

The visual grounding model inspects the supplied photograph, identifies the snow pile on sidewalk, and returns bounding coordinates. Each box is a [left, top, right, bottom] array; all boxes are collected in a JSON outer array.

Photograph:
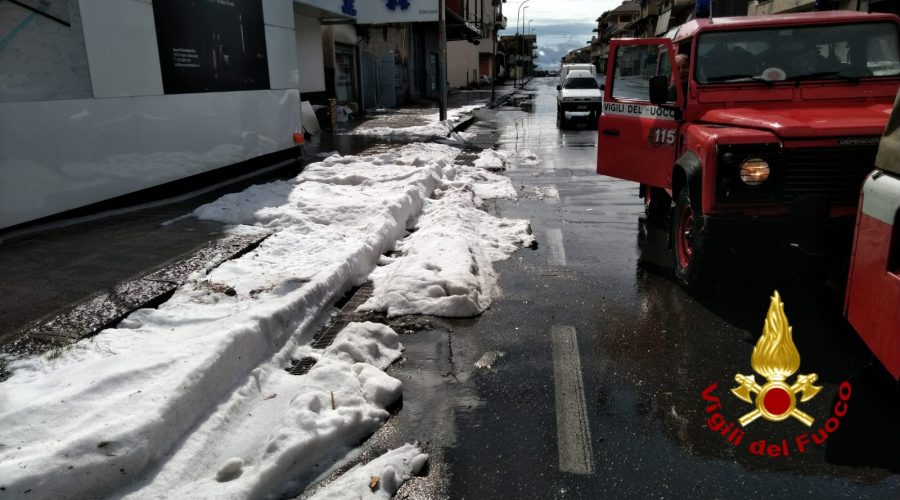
[[308, 444, 428, 500], [0, 141, 529, 499], [360, 184, 530, 318], [349, 104, 483, 140], [123, 322, 407, 499]]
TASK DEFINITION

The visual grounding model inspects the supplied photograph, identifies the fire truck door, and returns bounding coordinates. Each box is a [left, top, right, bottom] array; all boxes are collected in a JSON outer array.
[[597, 38, 682, 188]]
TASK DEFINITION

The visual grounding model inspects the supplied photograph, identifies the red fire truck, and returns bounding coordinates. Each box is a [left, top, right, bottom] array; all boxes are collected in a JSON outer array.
[[596, 11, 900, 377], [597, 11, 899, 287], [845, 89, 900, 380]]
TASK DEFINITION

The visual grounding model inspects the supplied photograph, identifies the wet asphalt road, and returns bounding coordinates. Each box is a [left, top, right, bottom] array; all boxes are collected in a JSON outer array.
[[310, 79, 900, 499]]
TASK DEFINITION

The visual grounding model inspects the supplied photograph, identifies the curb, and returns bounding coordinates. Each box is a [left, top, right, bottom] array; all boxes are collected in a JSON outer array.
[[0, 231, 271, 368], [451, 115, 477, 133]]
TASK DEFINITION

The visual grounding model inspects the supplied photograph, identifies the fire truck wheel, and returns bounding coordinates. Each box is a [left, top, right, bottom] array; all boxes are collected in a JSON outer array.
[[672, 185, 708, 291], [643, 186, 671, 225]]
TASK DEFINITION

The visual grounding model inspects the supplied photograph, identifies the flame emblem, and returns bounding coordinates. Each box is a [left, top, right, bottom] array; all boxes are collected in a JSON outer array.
[[731, 291, 821, 426]]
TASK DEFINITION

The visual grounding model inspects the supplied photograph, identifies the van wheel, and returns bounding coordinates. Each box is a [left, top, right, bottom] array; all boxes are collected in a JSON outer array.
[[672, 185, 708, 291], [643, 186, 671, 226]]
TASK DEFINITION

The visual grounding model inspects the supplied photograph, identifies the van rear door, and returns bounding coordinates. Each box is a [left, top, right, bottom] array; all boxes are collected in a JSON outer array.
[[597, 38, 682, 188]]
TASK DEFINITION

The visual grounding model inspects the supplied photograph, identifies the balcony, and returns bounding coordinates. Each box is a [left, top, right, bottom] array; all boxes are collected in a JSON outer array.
[[748, 0, 815, 15], [496, 15, 507, 29]]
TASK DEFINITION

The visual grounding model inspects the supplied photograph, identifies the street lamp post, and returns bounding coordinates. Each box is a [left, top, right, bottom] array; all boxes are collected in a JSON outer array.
[[491, 13, 497, 106], [519, 5, 529, 87], [528, 20, 534, 78], [438, 0, 447, 120], [515, 0, 531, 89]]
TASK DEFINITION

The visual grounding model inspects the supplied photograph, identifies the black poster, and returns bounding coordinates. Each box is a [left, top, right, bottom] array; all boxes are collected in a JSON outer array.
[[152, 0, 269, 94]]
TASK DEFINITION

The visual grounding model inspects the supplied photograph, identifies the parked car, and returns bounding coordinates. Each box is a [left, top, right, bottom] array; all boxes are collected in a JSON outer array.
[[557, 69, 603, 128]]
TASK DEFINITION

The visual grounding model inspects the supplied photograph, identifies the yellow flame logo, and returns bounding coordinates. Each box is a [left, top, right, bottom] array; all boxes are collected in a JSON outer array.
[[731, 291, 821, 426], [750, 291, 800, 382]]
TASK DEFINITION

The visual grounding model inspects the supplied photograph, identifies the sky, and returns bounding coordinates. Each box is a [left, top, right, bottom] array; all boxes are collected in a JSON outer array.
[[0, 106, 536, 499], [499, 0, 626, 68]]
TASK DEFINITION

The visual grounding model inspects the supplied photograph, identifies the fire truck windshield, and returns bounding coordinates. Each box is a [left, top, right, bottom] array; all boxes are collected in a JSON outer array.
[[695, 22, 900, 84]]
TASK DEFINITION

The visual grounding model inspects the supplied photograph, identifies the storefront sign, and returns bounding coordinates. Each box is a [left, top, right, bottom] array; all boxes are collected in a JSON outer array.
[[152, 0, 269, 94], [356, 0, 439, 24]]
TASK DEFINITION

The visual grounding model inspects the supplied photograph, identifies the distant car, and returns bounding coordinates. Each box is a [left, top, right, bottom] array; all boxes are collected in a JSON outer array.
[[556, 69, 602, 128], [548, 69, 559, 77]]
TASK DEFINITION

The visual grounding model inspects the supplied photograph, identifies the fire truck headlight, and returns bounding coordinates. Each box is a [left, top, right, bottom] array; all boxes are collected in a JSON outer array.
[[739, 158, 770, 186]]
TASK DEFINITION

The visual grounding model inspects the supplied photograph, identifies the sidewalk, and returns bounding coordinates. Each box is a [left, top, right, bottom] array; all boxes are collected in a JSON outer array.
[[0, 85, 523, 367]]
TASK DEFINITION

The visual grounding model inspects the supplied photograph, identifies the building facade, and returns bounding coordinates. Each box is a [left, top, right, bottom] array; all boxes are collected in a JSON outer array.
[[447, 0, 506, 89], [0, 0, 359, 230]]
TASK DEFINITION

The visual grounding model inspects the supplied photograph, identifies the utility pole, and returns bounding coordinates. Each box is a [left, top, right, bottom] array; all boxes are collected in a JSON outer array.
[[515, 0, 530, 89], [519, 5, 529, 87], [439, 0, 447, 120], [490, 8, 497, 106], [528, 20, 534, 78]]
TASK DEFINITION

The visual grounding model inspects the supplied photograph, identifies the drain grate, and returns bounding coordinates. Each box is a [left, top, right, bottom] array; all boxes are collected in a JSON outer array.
[[454, 153, 480, 166], [453, 133, 501, 167], [311, 319, 350, 349], [287, 356, 318, 375], [468, 132, 500, 151], [287, 282, 374, 375]]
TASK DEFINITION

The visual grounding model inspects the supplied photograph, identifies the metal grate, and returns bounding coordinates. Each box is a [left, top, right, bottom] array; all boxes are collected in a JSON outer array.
[[467, 133, 501, 151], [287, 356, 318, 375], [782, 145, 877, 205], [454, 133, 501, 168], [287, 282, 374, 375], [454, 153, 480, 166]]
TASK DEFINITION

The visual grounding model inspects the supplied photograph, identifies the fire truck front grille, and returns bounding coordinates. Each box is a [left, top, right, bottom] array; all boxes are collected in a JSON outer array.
[[781, 146, 878, 206]]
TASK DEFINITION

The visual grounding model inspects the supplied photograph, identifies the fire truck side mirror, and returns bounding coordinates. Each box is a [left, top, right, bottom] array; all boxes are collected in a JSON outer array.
[[649, 75, 668, 105]]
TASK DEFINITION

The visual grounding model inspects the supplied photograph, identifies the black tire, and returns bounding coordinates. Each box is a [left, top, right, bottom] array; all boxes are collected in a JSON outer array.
[[557, 106, 566, 128], [672, 184, 709, 291], [643, 185, 671, 226]]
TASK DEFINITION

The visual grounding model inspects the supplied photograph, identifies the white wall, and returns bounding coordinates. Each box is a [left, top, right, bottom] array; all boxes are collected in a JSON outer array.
[[79, 0, 164, 98], [447, 40, 481, 88], [0, 90, 299, 229], [0, 0, 92, 101], [267, 25, 301, 89], [265, 0, 300, 89], [0, 0, 306, 229], [295, 13, 326, 93]]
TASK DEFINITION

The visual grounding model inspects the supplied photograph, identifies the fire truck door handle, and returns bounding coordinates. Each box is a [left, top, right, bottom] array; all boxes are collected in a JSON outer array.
[[601, 129, 620, 137]]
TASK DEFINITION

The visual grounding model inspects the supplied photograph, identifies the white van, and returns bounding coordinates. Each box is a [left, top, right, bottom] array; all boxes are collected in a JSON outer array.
[[556, 69, 602, 128], [559, 64, 596, 87]]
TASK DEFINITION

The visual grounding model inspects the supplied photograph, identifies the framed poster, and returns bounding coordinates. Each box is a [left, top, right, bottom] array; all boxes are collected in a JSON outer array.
[[152, 0, 269, 94]]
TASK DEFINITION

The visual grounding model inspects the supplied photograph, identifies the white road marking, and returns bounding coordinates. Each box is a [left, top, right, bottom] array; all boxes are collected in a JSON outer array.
[[546, 228, 567, 266], [550, 325, 595, 475]]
